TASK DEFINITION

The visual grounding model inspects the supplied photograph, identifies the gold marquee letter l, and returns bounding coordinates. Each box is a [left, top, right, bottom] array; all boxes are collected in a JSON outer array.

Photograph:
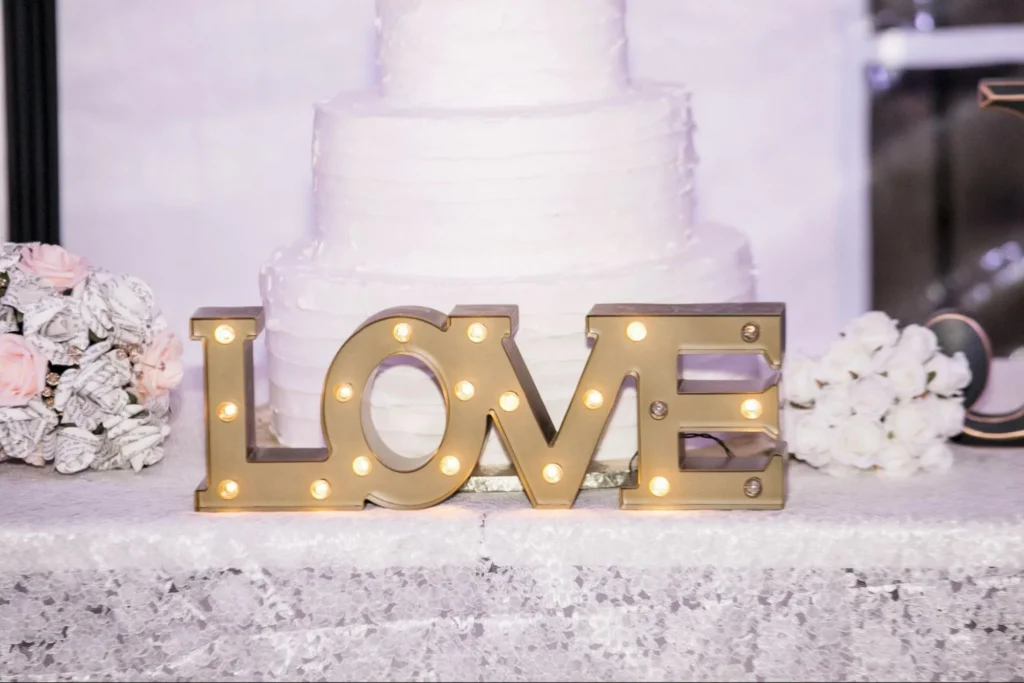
[[192, 303, 786, 512]]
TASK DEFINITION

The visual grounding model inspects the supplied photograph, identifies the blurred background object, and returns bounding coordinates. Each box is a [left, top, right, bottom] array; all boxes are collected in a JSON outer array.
[[868, 0, 1024, 356], [0, 7, 6, 242], [3, 0, 59, 244]]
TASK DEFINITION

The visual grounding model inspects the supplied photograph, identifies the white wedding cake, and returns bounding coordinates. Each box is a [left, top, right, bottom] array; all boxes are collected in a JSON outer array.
[[261, 0, 758, 468]]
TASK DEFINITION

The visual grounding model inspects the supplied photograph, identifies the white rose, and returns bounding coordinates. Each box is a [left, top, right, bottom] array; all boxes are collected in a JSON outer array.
[[925, 353, 957, 397], [950, 352, 972, 390], [923, 394, 966, 438], [926, 352, 972, 397], [785, 408, 832, 467], [821, 462, 861, 479], [919, 441, 954, 473], [814, 385, 854, 426], [883, 352, 928, 401], [870, 342, 897, 373], [876, 457, 921, 479], [831, 415, 886, 469], [849, 376, 895, 420], [782, 354, 821, 406], [895, 324, 939, 364], [818, 337, 874, 385], [874, 440, 916, 468], [885, 401, 937, 446], [843, 311, 900, 354]]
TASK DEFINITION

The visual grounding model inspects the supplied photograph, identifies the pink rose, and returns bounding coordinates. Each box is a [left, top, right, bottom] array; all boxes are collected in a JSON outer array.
[[0, 334, 48, 407], [18, 243, 89, 291], [135, 330, 184, 402]]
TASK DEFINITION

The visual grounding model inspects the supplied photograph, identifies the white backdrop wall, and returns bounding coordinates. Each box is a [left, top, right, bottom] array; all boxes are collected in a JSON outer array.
[[58, 0, 870, 371]]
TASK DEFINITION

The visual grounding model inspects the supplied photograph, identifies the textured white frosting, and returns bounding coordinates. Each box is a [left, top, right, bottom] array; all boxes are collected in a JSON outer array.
[[311, 82, 695, 278], [261, 224, 758, 467], [261, 0, 762, 467], [376, 0, 628, 108]]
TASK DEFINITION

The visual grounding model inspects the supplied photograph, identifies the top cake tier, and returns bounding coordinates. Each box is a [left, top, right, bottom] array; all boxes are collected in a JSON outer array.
[[376, 0, 629, 108]]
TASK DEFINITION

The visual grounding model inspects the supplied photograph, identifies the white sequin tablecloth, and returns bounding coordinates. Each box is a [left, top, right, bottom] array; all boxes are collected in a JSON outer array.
[[2, 375, 1024, 681]]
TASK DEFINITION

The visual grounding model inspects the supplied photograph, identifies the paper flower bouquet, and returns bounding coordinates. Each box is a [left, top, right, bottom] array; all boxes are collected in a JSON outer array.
[[0, 242, 181, 473], [783, 311, 972, 478]]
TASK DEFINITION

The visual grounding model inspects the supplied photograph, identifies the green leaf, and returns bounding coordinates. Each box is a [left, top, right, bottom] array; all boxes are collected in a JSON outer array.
[[927, 371, 937, 383]]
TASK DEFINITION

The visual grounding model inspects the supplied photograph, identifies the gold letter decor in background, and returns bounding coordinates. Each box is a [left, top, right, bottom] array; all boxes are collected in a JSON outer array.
[[192, 302, 787, 512]]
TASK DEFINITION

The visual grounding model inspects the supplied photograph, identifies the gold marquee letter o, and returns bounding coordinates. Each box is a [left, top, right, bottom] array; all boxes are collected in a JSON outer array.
[[321, 306, 512, 509]]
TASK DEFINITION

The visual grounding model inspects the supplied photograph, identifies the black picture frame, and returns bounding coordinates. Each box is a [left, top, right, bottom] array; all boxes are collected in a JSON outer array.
[[3, 0, 60, 244]]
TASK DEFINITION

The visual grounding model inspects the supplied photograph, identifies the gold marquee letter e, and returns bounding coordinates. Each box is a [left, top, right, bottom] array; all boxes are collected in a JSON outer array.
[[192, 303, 786, 512]]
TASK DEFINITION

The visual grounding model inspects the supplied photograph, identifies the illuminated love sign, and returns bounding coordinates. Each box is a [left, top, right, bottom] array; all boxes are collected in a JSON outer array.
[[191, 303, 787, 512]]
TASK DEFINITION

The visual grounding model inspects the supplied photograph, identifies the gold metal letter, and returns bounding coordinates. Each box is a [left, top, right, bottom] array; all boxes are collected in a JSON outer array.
[[614, 304, 786, 510], [192, 307, 328, 512]]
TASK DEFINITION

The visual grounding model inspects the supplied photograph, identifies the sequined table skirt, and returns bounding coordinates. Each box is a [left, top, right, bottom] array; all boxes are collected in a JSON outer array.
[[2, 388, 1023, 681]]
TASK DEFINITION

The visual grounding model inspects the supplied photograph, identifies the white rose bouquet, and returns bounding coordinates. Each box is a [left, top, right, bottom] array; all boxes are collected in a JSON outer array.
[[0, 242, 182, 474], [783, 311, 971, 478]]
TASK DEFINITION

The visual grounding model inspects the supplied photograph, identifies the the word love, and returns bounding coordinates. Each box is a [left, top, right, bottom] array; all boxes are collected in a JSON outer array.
[[191, 303, 787, 512]]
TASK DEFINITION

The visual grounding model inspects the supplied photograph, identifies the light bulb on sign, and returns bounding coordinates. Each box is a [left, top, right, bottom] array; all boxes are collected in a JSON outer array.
[[467, 323, 487, 343], [392, 322, 412, 343], [214, 324, 236, 344], [626, 321, 647, 342], [334, 383, 354, 402], [352, 456, 372, 477], [542, 463, 563, 484], [217, 402, 239, 422], [499, 391, 520, 412], [649, 476, 670, 497], [310, 479, 332, 500], [740, 398, 762, 420], [454, 381, 475, 401], [440, 455, 461, 476], [218, 479, 240, 500]]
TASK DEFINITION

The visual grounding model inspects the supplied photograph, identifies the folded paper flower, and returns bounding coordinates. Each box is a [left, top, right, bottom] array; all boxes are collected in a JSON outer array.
[[0, 242, 180, 473]]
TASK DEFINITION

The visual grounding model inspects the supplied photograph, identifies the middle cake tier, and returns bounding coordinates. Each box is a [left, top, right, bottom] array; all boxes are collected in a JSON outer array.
[[261, 223, 759, 468], [310, 82, 696, 278]]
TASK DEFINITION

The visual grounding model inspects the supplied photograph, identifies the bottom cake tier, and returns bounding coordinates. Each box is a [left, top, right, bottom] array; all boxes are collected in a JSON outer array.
[[260, 223, 760, 467]]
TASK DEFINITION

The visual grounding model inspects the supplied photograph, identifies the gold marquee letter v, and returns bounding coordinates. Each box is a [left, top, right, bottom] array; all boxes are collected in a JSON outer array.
[[192, 303, 786, 512]]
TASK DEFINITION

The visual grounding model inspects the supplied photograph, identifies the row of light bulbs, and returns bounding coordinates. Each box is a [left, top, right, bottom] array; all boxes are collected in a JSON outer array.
[[332, 385, 763, 418], [218, 388, 762, 425], [211, 319, 764, 502], [394, 320, 648, 346], [215, 466, 674, 502], [215, 460, 565, 501]]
